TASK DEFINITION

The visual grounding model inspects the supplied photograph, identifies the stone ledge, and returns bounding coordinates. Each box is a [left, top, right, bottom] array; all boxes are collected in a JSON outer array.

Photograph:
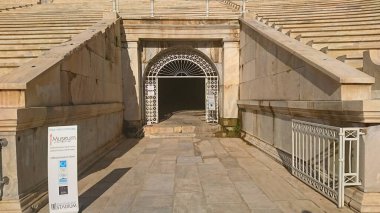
[[239, 18, 375, 85], [0, 103, 123, 131], [345, 186, 380, 213], [238, 99, 380, 123]]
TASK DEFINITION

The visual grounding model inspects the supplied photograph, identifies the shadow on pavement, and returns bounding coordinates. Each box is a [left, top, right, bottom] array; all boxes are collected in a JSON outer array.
[[79, 168, 131, 212]]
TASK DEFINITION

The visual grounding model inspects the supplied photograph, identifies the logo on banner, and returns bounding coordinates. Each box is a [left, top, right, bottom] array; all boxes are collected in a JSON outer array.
[[49, 135, 77, 145], [58, 160, 68, 195], [50, 202, 78, 211]]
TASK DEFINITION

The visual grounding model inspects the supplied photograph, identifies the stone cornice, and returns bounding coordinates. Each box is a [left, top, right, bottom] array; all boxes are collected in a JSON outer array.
[[0, 103, 123, 132], [238, 99, 380, 124]]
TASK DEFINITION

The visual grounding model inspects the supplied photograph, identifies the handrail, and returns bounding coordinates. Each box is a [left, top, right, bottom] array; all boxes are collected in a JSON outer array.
[[150, 0, 154, 17], [206, 0, 209, 17], [112, 0, 119, 13], [241, 0, 246, 15], [292, 120, 363, 207], [131, 0, 245, 17]]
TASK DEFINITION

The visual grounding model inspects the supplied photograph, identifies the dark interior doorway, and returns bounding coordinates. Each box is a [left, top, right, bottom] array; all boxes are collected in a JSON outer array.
[[158, 78, 205, 120]]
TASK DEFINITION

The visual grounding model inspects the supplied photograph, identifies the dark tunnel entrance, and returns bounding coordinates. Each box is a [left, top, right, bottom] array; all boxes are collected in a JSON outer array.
[[158, 78, 205, 120], [144, 47, 219, 124]]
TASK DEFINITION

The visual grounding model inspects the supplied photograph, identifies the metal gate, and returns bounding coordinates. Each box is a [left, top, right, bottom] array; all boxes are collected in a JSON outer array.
[[291, 120, 363, 207], [144, 48, 219, 125]]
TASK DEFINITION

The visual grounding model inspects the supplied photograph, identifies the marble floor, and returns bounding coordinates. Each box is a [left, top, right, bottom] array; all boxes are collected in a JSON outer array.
[[39, 136, 353, 213]]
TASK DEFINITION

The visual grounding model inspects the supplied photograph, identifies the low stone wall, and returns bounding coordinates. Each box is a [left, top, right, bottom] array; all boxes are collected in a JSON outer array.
[[240, 19, 374, 101], [239, 18, 380, 212], [0, 13, 123, 212]]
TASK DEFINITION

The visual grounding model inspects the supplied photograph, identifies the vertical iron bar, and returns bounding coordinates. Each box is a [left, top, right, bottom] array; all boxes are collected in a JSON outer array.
[[333, 140, 336, 190], [349, 140, 352, 173], [206, 0, 209, 17], [323, 137, 325, 185], [356, 132, 360, 183], [112, 0, 116, 12], [309, 133, 312, 176], [240, 0, 246, 15], [328, 139, 330, 188], [296, 130, 299, 170], [318, 136, 321, 182], [314, 135, 316, 179], [302, 132, 305, 173], [205, 78, 208, 122], [338, 129, 345, 208], [292, 123, 295, 170], [305, 130, 308, 175], [151, 0, 154, 17]]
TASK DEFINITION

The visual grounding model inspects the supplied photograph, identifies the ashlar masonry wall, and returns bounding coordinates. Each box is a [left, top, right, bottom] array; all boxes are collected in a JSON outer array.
[[0, 14, 123, 212], [239, 18, 380, 212]]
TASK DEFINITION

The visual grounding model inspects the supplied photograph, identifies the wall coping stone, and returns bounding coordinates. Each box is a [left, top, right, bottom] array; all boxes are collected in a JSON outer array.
[[0, 103, 123, 132], [240, 18, 375, 85], [238, 99, 380, 123]]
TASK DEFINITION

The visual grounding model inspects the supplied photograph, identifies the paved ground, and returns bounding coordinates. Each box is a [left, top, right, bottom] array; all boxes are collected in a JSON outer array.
[[40, 136, 353, 213]]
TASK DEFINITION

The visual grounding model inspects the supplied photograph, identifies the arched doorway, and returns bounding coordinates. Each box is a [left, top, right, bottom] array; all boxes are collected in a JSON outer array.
[[144, 47, 219, 125]]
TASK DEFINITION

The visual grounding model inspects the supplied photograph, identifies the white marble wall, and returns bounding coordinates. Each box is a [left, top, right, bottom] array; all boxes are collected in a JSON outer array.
[[238, 20, 380, 211], [0, 17, 124, 211]]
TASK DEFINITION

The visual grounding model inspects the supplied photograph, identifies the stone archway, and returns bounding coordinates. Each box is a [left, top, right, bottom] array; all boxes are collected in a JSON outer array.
[[144, 47, 219, 124]]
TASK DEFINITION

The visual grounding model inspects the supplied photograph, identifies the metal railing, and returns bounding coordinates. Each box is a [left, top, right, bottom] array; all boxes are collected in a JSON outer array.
[[291, 120, 363, 208], [113, 0, 247, 17], [112, 0, 120, 12], [240, 0, 246, 15], [0, 138, 9, 200]]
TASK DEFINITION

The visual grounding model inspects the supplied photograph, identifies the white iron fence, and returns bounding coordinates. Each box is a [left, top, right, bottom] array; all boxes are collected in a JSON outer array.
[[292, 120, 363, 208]]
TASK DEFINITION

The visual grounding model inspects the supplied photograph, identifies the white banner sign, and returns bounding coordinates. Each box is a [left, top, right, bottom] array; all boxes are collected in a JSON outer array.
[[207, 94, 216, 111], [48, 125, 79, 213]]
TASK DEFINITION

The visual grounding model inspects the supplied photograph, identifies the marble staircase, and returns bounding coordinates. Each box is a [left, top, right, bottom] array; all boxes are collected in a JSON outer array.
[[0, 1, 108, 77], [241, 0, 380, 71]]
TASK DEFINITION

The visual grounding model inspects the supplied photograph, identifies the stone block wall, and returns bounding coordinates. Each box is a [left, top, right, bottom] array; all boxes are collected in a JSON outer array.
[[238, 19, 380, 212], [238, 19, 376, 152], [0, 15, 123, 212], [240, 21, 373, 101]]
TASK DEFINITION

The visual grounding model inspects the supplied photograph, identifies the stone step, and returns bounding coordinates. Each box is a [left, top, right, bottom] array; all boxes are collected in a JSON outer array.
[[0, 44, 54, 50], [0, 58, 35, 64], [144, 124, 222, 138], [0, 67, 16, 77], [0, 18, 96, 24], [0, 34, 73, 39], [0, 38, 68, 44], [0, 50, 44, 57], [0, 24, 93, 30], [0, 30, 83, 36]]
